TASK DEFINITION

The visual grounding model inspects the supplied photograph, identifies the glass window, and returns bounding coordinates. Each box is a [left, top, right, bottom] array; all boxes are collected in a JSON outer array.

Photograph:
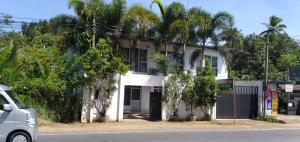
[[168, 52, 184, 72], [212, 57, 218, 68], [204, 55, 218, 76], [131, 88, 141, 100], [120, 48, 130, 64], [120, 48, 148, 73], [5, 90, 27, 109], [138, 49, 148, 72], [0, 95, 8, 110], [124, 87, 131, 105]]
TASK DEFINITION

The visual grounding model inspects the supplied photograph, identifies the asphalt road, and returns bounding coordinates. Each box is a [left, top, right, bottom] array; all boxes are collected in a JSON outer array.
[[38, 128, 300, 142]]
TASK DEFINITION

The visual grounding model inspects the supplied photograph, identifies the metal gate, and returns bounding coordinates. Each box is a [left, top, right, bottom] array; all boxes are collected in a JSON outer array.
[[149, 92, 162, 121], [216, 86, 258, 119]]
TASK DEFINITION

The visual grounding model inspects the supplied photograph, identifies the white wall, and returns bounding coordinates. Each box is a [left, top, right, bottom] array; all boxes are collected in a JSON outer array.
[[81, 40, 229, 122], [184, 47, 228, 79]]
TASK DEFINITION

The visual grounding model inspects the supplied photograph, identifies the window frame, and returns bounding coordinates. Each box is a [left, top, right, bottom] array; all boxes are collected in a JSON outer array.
[[0, 95, 9, 110], [204, 55, 218, 76], [120, 47, 148, 73]]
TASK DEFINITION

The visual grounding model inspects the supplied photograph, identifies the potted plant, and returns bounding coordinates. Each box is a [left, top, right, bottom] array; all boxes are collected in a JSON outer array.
[[182, 85, 197, 121]]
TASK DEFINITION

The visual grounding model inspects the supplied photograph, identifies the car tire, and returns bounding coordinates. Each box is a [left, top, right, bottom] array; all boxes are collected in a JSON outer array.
[[8, 131, 31, 142]]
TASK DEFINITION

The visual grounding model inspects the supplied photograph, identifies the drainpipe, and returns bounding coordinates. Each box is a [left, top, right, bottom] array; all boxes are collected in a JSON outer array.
[[116, 74, 121, 122]]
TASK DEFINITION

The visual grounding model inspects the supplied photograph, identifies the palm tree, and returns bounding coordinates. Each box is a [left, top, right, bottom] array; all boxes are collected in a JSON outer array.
[[151, 0, 186, 55], [260, 15, 286, 116], [188, 8, 234, 70], [169, 17, 191, 69], [260, 15, 286, 37], [121, 4, 160, 40]]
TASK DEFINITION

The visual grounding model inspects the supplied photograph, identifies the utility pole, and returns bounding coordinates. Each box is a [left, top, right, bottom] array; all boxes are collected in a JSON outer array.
[[263, 37, 269, 116], [92, 18, 96, 48]]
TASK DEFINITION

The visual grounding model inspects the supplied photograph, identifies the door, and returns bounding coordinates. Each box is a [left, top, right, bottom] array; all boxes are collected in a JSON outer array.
[[131, 87, 141, 112], [149, 92, 162, 120], [0, 94, 11, 139]]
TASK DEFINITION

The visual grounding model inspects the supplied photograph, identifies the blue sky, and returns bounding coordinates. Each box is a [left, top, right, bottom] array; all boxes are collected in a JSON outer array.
[[1, 0, 300, 38]]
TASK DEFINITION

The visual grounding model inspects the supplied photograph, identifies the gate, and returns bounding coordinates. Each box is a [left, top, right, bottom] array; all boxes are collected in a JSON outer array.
[[216, 86, 258, 119], [149, 92, 162, 121]]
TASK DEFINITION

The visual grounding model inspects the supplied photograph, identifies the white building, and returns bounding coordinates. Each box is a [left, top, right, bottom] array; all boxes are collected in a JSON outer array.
[[81, 40, 229, 123]]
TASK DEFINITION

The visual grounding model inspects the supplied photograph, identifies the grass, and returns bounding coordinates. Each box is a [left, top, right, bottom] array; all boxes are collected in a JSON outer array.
[[256, 115, 280, 123]]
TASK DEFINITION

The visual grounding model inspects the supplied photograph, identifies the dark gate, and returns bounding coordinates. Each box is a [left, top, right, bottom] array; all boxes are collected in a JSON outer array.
[[149, 92, 162, 121], [216, 86, 258, 119]]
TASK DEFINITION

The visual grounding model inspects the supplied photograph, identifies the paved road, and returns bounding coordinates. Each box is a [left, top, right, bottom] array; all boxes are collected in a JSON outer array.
[[38, 128, 300, 142]]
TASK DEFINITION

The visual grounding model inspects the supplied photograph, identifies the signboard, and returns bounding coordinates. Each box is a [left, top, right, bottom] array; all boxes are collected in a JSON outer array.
[[272, 92, 278, 117], [218, 79, 233, 91], [265, 90, 272, 116], [294, 85, 300, 91], [265, 90, 278, 117], [285, 84, 294, 93]]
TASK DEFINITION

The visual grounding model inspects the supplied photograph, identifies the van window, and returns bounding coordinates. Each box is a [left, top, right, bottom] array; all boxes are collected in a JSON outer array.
[[0, 95, 8, 110], [5, 90, 27, 109]]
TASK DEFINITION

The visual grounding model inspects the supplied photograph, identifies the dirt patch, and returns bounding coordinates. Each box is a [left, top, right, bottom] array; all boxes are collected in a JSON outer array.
[[38, 119, 299, 133]]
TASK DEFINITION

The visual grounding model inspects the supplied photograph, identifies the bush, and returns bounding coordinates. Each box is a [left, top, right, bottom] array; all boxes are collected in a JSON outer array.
[[256, 115, 279, 123]]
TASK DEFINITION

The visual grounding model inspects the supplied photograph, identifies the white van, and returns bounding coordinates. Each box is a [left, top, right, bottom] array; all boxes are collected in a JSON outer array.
[[0, 84, 37, 142]]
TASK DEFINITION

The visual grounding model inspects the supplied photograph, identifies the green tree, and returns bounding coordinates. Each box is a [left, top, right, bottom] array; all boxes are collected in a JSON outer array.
[[182, 84, 197, 116], [80, 38, 128, 119], [151, 0, 186, 55], [188, 8, 234, 69], [163, 70, 191, 119], [193, 63, 218, 120]]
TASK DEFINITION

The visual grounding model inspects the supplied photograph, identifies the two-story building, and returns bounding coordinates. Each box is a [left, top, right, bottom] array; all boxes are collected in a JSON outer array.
[[81, 40, 228, 122]]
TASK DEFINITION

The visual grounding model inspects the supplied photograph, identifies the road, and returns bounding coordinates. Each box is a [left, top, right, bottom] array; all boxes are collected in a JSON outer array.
[[38, 128, 300, 142]]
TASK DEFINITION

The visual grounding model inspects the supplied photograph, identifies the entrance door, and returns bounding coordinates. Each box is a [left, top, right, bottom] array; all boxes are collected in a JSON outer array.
[[150, 92, 162, 120], [0, 94, 10, 135], [131, 87, 141, 112]]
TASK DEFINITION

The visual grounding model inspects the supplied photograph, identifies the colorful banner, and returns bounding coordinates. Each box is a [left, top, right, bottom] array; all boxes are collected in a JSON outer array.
[[264, 90, 278, 117], [265, 90, 272, 116], [272, 92, 278, 117]]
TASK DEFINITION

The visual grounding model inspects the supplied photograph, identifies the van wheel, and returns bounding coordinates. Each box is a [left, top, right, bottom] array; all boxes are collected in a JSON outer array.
[[8, 131, 31, 142]]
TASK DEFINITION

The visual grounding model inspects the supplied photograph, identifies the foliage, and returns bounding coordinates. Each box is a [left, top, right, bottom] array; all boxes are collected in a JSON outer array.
[[193, 63, 218, 118], [188, 7, 234, 69], [80, 38, 128, 117], [182, 84, 197, 116], [256, 115, 279, 123], [163, 71, 191, 117], [150, 52, 168, 75], [121, 4, 160, 40]]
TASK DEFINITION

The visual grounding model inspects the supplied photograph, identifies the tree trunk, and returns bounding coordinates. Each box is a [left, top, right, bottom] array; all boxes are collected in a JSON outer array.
[[164, 40, 168, 56], [183, 42, 186, 70]]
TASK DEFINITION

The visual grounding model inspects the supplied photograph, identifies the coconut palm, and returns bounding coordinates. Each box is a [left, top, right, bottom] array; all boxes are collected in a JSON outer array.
[[259, 15, 286, 116], [260, 15, 286, 37], [188, 7, 234, 69]]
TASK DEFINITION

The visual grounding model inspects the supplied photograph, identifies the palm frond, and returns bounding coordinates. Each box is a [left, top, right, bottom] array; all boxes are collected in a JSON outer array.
[[150, 0, 165, 19], [190, 49, 202, 68]]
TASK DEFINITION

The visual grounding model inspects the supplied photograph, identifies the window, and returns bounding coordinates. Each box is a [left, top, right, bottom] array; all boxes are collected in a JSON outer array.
[[0, 95, 8, 110], [124, 86, 141, 105], [167, 52, 184, 72], [138, 49, 148, 72], [5, 91, 27, 109], [131, 88, 141, 100], [124, 87, 131, 105], [120, 48, 148, 73], [204, 55, 218, 76], [153, 87, 162, 93]]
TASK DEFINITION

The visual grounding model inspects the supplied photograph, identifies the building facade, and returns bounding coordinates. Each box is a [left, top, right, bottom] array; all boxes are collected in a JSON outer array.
[[81, 40, 229, 122]]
